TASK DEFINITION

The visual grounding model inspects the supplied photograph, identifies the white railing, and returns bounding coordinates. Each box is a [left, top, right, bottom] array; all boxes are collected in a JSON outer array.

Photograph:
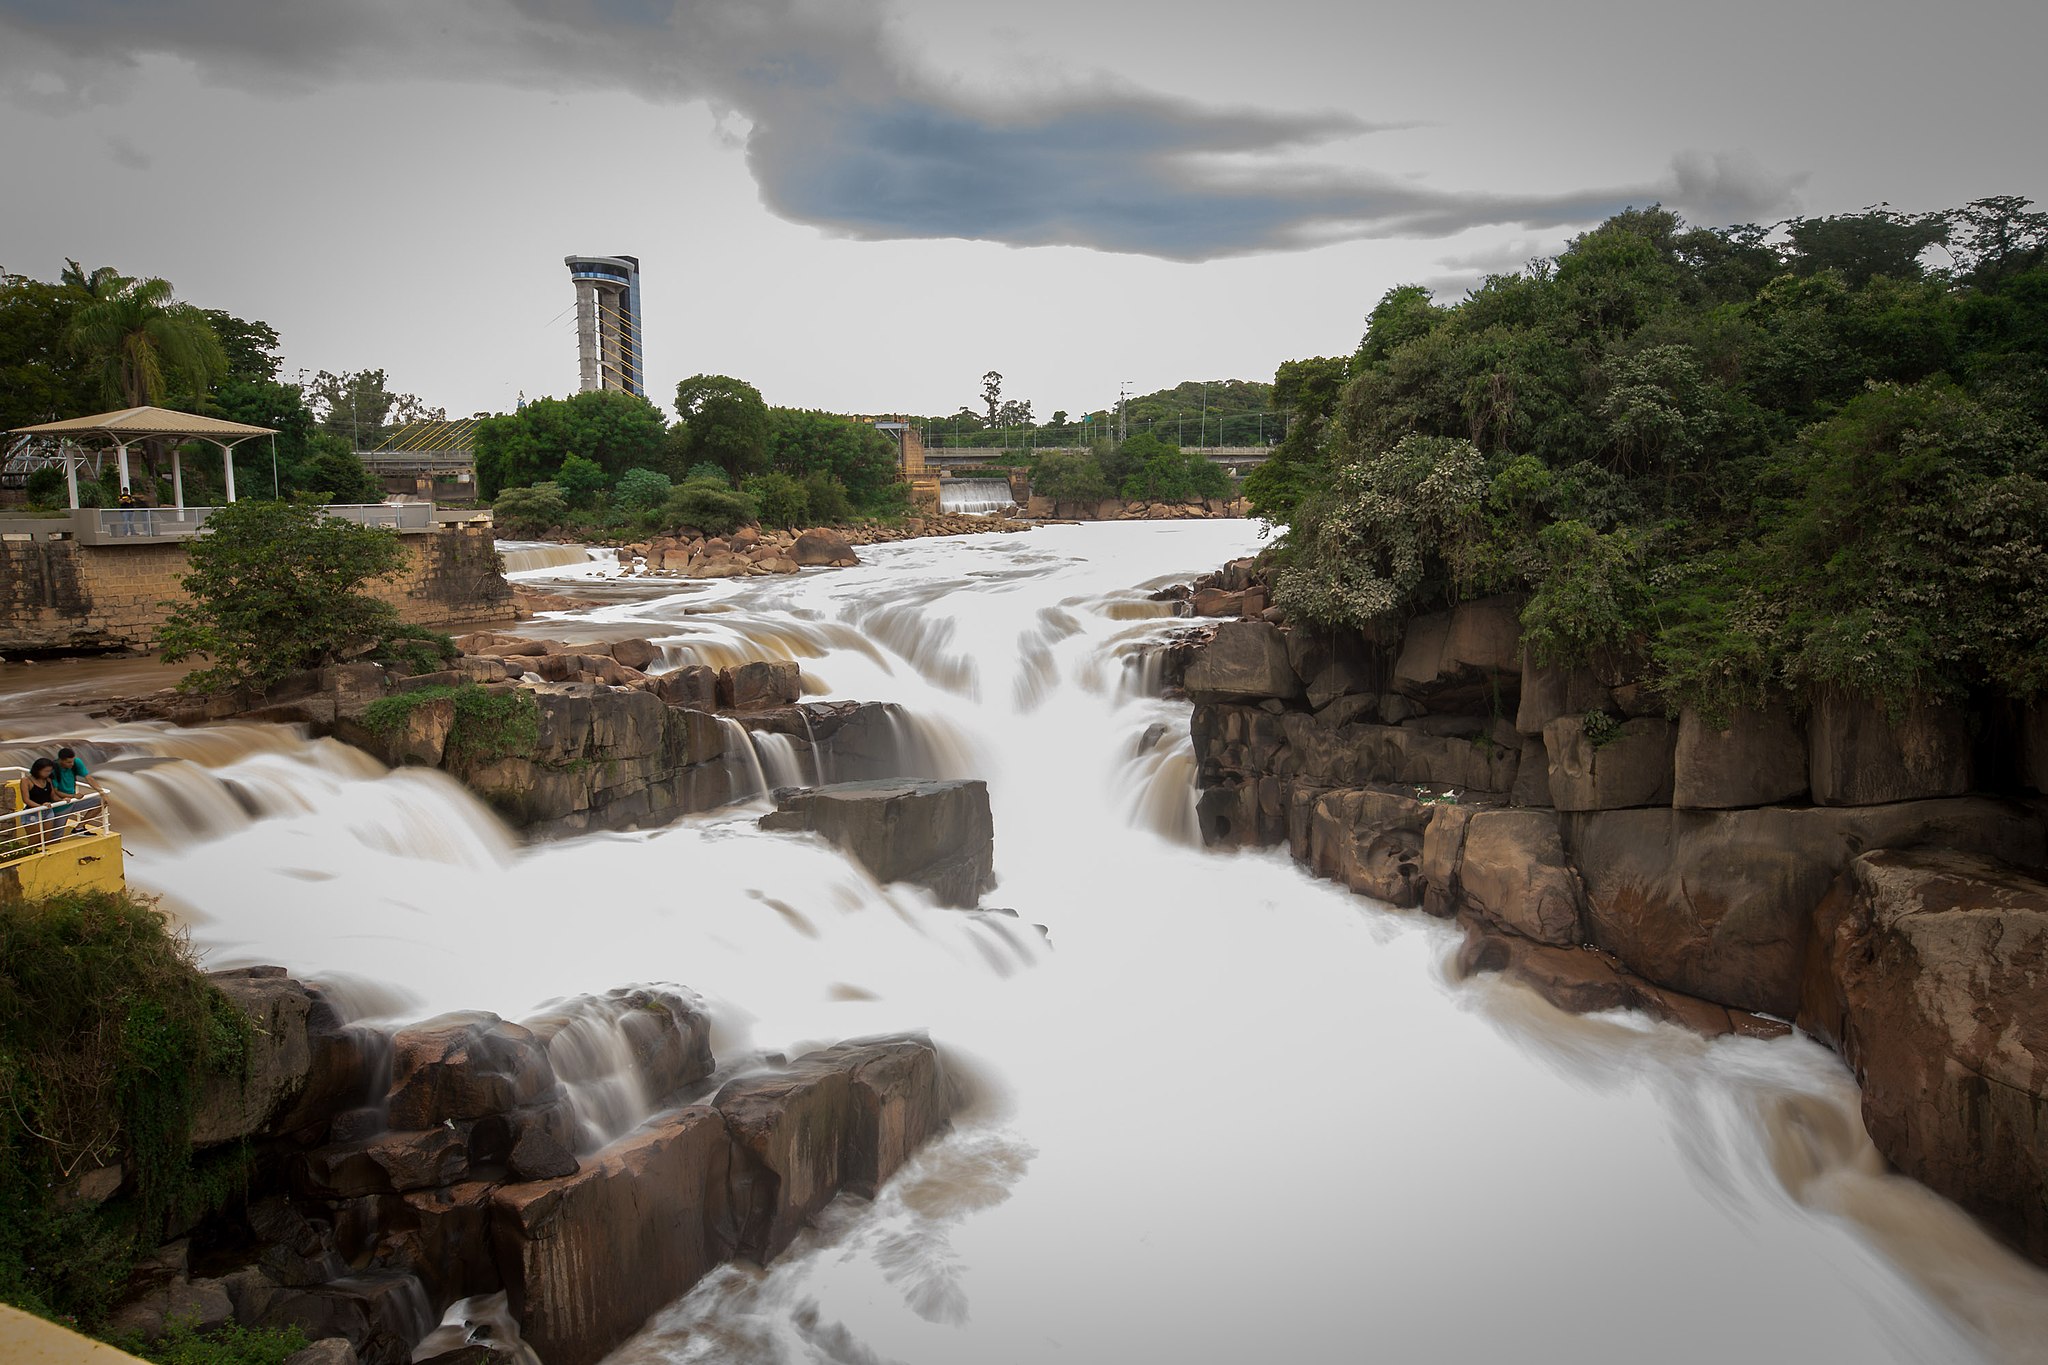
[[0, 767, 114, 867], [86, 502, 437, 541]]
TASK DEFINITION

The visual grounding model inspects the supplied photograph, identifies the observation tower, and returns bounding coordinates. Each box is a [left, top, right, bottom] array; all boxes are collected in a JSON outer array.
[[564, 255, 644, 397]]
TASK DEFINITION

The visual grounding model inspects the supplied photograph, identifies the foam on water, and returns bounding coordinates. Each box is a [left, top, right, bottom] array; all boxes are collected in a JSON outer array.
[[19, 522, 2045, 1365]]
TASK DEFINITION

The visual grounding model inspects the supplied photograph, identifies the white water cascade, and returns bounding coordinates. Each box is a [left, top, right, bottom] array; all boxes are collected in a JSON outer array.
[[8, 523, 2046, 1365], [497, 540, 614, 577], [938, 478, 1017, 516]]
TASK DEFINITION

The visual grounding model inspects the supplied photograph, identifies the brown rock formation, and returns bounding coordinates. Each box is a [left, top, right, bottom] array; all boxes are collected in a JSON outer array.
[[1799, 850, 2048, 1262]]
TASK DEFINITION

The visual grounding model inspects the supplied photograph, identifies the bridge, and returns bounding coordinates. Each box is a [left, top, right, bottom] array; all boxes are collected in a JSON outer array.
[[359, 418, 481, 492], [926, 446, 1272, 471]]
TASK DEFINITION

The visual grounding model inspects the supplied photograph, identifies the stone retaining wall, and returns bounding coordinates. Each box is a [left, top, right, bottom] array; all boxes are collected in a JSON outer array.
[[0, 526, 513, 655]]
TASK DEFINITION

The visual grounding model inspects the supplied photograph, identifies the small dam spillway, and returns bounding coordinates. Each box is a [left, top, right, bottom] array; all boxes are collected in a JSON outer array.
[[938, 477, 1016, 515]]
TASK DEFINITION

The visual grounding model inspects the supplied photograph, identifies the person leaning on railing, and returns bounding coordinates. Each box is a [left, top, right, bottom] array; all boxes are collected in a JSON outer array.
[[52, 747, 104, 830]]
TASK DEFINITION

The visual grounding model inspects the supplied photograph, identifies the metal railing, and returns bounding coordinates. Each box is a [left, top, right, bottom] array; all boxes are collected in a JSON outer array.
[[0, 767, 114, 867], [85, 502, 437, 541]]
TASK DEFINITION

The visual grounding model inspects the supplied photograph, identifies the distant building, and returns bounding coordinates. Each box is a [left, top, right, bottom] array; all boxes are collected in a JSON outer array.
[[564, 255, 644, 397]]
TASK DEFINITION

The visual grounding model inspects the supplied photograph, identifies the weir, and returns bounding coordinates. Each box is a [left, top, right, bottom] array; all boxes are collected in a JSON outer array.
[[937, 476, 1017, 515], [8, 522, 2045, 1364]]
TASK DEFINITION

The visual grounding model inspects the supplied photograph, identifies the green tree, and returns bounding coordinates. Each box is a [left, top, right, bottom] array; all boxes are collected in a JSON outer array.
[[614, 467, 673, 511], [299, 439, 380, 503], [307, 369, 438, 448], [764, 408, 902, 508], [1027, 449, 1110, 502], [492, 482, 569, 535], [743, 471, 811, 528], [801, 471, 852, 523], [473, 391, 667, 496], [158, 500, 410, 691], [63, 274, 225, 413], [674, 375, 769, 479], [1356, 285, 1444, 368], [664, 480, 759, 536], [0, 271, 96, 429], [554, 454, 609, 508]]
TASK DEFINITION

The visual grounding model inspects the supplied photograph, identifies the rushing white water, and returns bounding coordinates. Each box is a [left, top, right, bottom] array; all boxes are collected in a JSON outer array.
[[938, 478, 1018, 516], [497, 540, 615, 577], [8, 523, 2046, 1365]]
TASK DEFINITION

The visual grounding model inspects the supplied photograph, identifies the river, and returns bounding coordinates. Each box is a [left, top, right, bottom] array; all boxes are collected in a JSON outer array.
[[4, 521, 2045, 1364]]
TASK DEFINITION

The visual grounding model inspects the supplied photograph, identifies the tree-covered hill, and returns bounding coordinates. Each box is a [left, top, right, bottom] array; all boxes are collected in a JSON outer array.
[[1246, 197, 2048, 717]]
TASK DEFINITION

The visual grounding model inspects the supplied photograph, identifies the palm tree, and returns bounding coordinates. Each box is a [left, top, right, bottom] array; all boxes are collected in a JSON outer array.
[[63, 273, 227, 490], [65, 274, 226, 412]]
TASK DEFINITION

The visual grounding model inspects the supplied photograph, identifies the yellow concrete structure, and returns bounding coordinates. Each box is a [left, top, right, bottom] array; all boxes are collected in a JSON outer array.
[[0, 828, 126, 903], [0, 1304, 149, 1365]]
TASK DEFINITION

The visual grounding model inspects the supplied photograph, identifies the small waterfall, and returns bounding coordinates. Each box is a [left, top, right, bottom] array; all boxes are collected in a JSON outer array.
[[1117, 644, 1168, 701], [497, 541, 602, 574], [752, 732, 816, 790], [717, 717, 771, 800], [522, 987, 711, 1150], [938, 478, 1017, 516]]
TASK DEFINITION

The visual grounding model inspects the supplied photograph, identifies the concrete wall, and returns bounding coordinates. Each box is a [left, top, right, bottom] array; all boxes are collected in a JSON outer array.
[[0, 525, 514, 655]]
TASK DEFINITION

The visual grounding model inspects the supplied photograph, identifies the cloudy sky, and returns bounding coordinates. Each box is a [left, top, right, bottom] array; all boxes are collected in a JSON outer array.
[[2, 0, 2041, 421]]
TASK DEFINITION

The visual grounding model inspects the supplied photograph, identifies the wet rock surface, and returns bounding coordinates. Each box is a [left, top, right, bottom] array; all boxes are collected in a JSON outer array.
[[1800, 849, 2048, 1262], [114, 973, 960, 1365], [760, 778, 996, 907]]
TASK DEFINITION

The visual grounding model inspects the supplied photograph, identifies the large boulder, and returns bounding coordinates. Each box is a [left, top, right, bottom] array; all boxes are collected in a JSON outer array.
[[1568, 799, 2045, 1017], [1799, 850, 2048, 1264], [1183, 621, 1302, 702], [1513, 652, 1609, 737], [384, 1014, 560, 1131], [1305, 788, 1430, 907], [1391, 599, 1521, 709], [719, 660, 801, 711], [1283, 627, 1381, 709], [1456, 920, 1780, 1039], [1276, 713, 1520, 796], [716, 1036, 950, 1261], [789, 529, 860, 567], [1808, 692, 1971, 805], [1673, 703, 1808, 808], [759, 779, 995, 907], [193, 969, 370, 1146], [651, 664, 718, 710], [1543, 715, 1674, 810], [491, 1106, 735, 1365], [1456, 810, 1583, 945]]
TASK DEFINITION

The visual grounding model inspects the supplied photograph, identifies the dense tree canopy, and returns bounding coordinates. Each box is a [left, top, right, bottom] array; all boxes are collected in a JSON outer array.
[[1263, 196, 2048, 716], [473, 390, 670, 496], [674, 374, 770, 479]]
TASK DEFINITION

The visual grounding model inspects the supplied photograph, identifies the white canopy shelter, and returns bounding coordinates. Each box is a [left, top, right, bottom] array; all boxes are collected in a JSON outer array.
[[7, 405, 277, 509]]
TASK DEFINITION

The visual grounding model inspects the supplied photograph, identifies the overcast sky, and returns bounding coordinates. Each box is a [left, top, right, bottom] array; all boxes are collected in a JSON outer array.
[[2, 0, 2041, 421]]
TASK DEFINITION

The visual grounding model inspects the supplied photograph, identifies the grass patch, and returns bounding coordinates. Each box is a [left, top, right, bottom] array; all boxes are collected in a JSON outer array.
[[122, 1318, 308, 1365]]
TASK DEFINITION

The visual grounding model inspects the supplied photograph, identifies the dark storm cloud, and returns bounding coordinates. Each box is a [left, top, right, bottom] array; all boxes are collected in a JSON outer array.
[[0, 0, 1800, 259]]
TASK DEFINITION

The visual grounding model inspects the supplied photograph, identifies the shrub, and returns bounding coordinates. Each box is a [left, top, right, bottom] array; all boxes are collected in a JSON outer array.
[[157, 499, 408, 692], [1118, 445, 1228, 501], [25, 466, 64, 507], [124, 1318, 308, 1365], [613, 467, 673, 511], [370, 623, 458, 675], [663, 480, 758, 536], [298, 445, 379, 504], [742, 471, 810, 529], [491, 482, 568, 536], [0, 891, 252, 1326], [1273, 435, 1489, 629], [684, 462, 730, 487], [362, 683, 540, 767]]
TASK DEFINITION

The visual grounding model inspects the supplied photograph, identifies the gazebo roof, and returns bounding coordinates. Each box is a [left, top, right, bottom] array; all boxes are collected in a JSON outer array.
[[8, 405, 276, 441]]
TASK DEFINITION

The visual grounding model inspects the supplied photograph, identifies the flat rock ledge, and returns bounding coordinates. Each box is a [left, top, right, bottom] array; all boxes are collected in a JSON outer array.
[[97, 969, 957, 1365], [760, 778, 996, 907]]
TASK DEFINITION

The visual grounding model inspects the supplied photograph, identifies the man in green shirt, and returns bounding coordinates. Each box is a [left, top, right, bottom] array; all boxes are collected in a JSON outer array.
[[52, 747, 104, 832]]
